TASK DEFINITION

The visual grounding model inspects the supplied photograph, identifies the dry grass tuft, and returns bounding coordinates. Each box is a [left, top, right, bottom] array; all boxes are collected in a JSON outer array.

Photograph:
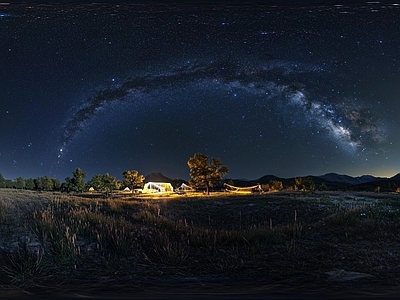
[[1, 189, 400, 292]]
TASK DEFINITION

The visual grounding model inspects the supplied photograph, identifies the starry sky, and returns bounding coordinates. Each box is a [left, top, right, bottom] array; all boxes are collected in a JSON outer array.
[[1, 1, 399, 182]]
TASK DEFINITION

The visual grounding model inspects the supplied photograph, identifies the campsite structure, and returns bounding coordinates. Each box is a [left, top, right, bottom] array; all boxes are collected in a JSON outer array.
[[141, 182, 174, 194], [224, 183, 262, 194], [176, 183, 195, 193]]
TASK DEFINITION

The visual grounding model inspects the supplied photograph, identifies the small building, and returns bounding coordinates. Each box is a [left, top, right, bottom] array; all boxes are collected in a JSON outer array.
[[142, 182, 174, 194]]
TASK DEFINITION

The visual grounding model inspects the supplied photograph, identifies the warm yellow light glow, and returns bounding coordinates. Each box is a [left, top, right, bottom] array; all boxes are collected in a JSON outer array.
[[224, 183, 262, 194], [141, 182, 174, 194]]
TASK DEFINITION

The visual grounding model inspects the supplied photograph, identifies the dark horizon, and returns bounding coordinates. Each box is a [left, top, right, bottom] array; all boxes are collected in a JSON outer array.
[[1, 168, 400, 184]]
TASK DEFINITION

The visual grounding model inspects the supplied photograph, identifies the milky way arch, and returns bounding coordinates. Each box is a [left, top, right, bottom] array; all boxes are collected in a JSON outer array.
[[58, 59, 385, 160]]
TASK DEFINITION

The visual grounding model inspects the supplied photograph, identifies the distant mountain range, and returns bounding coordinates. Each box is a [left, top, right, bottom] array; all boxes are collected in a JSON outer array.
[[145, 172, 400, 192], [228, 172, 400, 192]]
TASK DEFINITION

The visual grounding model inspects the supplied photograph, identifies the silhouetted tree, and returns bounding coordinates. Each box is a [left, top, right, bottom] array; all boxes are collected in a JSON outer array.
[[319, 182, 328, 191], [34, 177, 44, 190], [303, 177, 316, 191], [25, 178, 35, 190], [0, 173, 5, 188], [52, 178, 61, 191], [65, 168, 87, 193], [269, 180, 283, 191], [187, 153, 228, 195], [226, 179, 235, 186], [122, 170, 145, 190], [102, 173, 120, 196], [88, 173, 120, 196], [87, 174, 103, 192], [5, 179, 13, 188], [172, 178, 181, 189], [41, 175, 54, 191], [295, 177, 303, 190], [15, 177, 25, 189], [261, 183, 270, 192]]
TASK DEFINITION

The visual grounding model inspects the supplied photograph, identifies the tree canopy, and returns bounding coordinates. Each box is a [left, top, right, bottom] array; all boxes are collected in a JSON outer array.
[[0, 173, 6, 188], [88, 173, 120, 196], [122, 170, 145, 190], [187, 153, 228, 195], [64, 168, 87, 193]]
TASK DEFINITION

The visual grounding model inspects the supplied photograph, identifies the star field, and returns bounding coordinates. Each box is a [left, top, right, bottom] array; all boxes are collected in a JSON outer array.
[[0, 2, 399, 181]]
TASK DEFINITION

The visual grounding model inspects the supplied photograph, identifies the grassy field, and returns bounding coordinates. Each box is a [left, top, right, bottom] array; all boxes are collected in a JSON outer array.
[[1, 189, 400, 298]]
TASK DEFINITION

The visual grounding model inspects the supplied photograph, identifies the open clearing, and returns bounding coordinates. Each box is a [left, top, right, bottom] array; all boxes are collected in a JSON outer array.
[[1, 189, 400, 299]]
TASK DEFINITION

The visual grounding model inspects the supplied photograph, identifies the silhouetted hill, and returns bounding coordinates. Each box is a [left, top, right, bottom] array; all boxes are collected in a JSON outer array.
[[148, 171, 399, 192], [349, 179, 400, 192], [391, 173, 400, 181], [145, 172, 173, 183], [318, 173, 383, 185], [257, 175, 282, 184], [224, 173, 399, 191], [224, 175, 285, 187], [223, 178, 256, 187]]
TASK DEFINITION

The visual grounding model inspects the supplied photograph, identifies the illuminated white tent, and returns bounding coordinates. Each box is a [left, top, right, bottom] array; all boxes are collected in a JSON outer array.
[[142, 182, 174, 194], [176, 183, 194, 192]]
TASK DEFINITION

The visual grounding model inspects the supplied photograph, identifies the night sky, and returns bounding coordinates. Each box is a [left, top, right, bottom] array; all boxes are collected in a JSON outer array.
[[1, 1, 399, 182]]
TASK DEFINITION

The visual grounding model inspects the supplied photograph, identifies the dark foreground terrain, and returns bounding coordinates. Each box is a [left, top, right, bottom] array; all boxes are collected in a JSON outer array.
[[1, 189, 400, 299]]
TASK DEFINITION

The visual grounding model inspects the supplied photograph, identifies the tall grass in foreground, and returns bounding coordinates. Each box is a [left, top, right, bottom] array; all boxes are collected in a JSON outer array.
[[26, 196, 303, 270], [2, 191, 400, 288], [324, 203, 400, 240], [1, 241, 46, 286]]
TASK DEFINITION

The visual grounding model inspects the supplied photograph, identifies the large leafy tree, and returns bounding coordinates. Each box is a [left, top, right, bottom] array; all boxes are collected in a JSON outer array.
[[87, 174, 104, 192], [32, 176, 59, 191], [14, 177, 26, 189], [41, 176, 54, 191], [25, 178, 35, 190], [303, 177, 316, 191], [269, 180, 283, 191], [4, 179, 13, 188], [101, 173, 120, 195], [88, 173, 120, 196], [294, 177, 315, 191], [122, 170, 145, 190], [52, 178, 61, 191], [65, 168, 87, 193], [33, 177, 44, 190], [187, 153, 228, 195]]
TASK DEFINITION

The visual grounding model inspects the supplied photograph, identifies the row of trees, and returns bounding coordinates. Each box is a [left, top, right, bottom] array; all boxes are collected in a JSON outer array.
[[260, 177, 316, 192], [0, 152, 319, 194], [0, 156, 317, 195], [62, 168, 147, 194], [0, 168, 146, 194], [0, 153, 228, 195], [0, 173, 61, 190]]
